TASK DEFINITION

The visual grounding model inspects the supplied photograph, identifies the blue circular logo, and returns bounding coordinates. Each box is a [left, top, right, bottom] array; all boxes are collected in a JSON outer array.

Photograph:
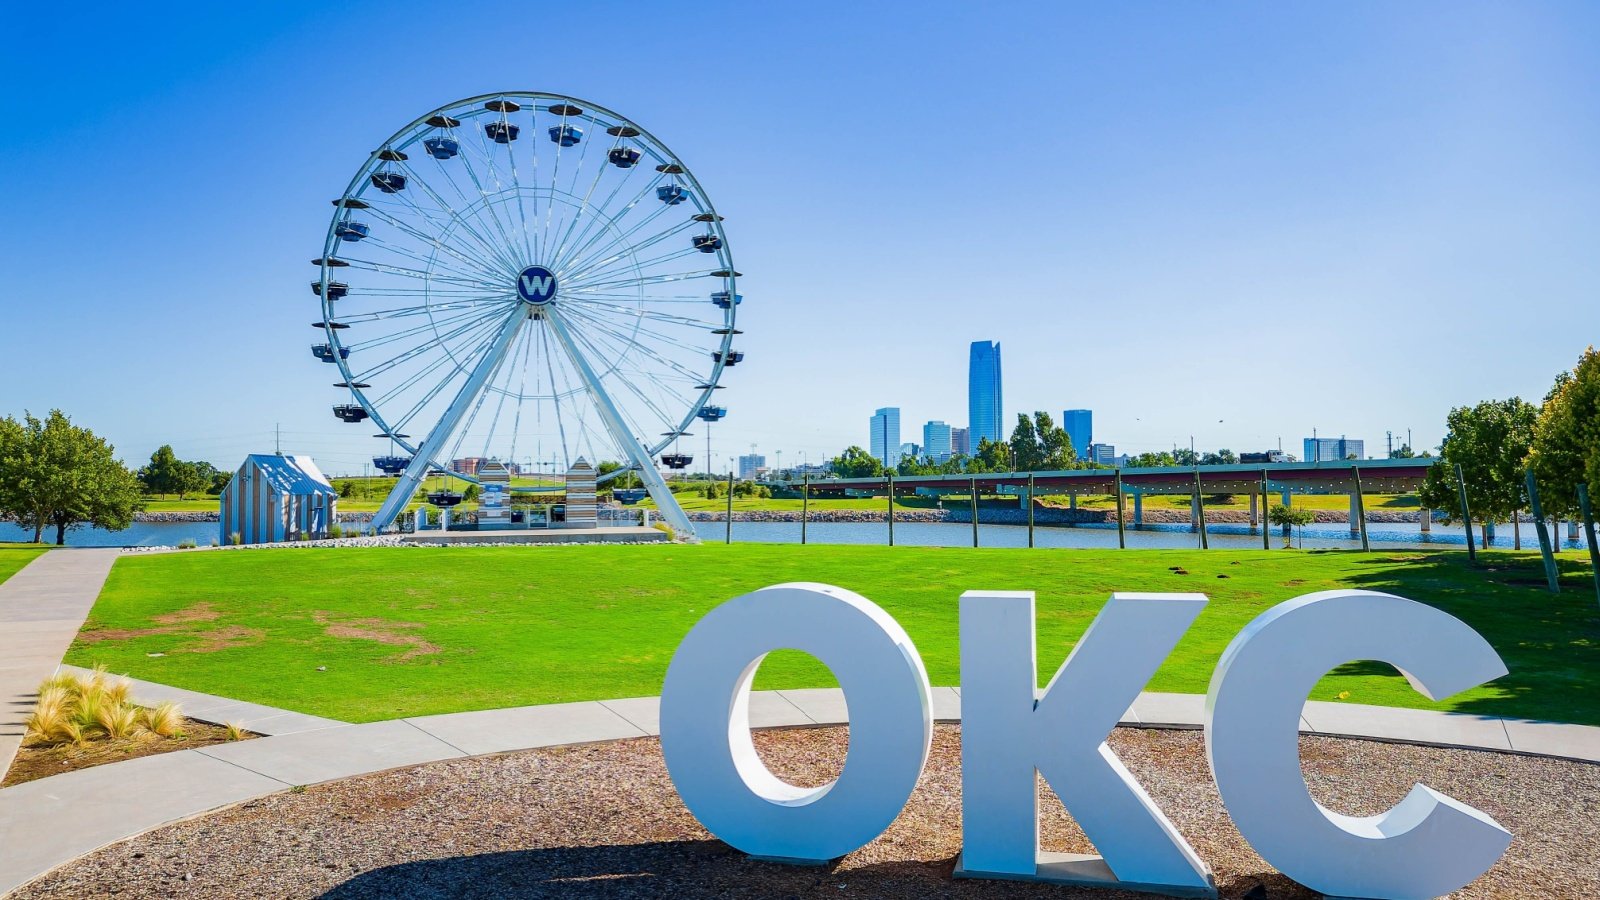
[[516, 265, 558, 305]]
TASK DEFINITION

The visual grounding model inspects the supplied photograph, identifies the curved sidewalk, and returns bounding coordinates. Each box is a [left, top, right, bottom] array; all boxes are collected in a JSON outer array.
[[2, 688, 1597, 897]]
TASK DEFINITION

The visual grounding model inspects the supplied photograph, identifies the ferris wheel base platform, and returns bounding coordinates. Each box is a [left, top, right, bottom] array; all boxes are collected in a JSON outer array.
[[399, 525, 671, 546]]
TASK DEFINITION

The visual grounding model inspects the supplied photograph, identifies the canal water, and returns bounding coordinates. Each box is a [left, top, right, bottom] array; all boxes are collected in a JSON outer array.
[[4, 518, 1591, 552]]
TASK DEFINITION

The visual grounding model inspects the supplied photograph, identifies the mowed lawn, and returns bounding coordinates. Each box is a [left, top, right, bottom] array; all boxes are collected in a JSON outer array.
[[66, 545, 1600, 725], [0, 544, 48, 586]]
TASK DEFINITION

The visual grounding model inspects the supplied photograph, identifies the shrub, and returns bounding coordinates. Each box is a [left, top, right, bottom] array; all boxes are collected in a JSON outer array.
[[177, 538, 197, 550], [22, 667, 189, 749], [328, 523, 345, 539], [224, 721, 247, 741], [651, 521, 677, 541], [228, 532, 243, 546]]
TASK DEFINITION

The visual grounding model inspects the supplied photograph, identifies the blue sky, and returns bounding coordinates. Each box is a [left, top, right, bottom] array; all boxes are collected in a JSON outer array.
[[2, 2, 1596, 475]]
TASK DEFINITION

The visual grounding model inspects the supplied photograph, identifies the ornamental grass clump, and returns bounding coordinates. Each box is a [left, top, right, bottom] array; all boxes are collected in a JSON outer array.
[[21, 666, 187, 747]]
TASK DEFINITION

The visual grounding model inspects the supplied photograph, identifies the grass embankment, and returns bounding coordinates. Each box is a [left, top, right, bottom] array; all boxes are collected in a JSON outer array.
[[66, 546, 1599, 725], [0, 544, 49, 585]]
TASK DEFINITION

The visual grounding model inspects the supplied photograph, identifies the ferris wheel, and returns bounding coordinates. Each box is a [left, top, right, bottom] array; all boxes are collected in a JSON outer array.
[[311, 92, 742, 534]]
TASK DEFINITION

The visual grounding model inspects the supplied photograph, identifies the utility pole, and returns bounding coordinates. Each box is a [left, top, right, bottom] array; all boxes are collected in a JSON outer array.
[[1387, 431, 1393, 458], [274, 423, 282, 456]]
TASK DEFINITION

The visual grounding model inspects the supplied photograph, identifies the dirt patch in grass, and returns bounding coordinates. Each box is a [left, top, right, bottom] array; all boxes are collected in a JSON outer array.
[[75, 623, 264, 654], [313, 612, 440, 662], [153, 602, 221, 625], [2, 720, 254, 788]]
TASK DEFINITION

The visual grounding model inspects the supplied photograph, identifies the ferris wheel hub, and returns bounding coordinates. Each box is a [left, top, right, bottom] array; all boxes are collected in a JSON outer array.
[[516, 265, 559, 306]]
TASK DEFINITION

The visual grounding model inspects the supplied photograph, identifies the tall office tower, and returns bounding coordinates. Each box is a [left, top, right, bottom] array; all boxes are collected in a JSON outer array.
[[951, 427, 971, 457], [1303, 436, 1366, 462], [1062, 409, 1092, 459], [870, 407, 901, 466], [923, 420, 953, 461], [968, 340, 1004, 446]]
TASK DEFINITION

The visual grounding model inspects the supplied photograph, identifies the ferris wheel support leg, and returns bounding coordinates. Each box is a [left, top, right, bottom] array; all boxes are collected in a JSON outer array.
[[369, 309, 529, 534], [543, 308, 696, 540]]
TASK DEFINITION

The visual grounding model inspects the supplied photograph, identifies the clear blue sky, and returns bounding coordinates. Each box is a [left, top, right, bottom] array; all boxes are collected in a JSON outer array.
[[3, 2, 1596, 474]]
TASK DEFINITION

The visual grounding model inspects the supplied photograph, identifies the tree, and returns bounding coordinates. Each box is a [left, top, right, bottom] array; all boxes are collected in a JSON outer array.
[[1200, 449, 1238, 466], [1418, 397, 1540, 525], [830, 446, 885, 479], [596, 460, 641, 489], [1009, 412, 1077, 471], [1268, 504, 1316, 549], [967, 437, 1012, 473], [338, 480, 356, 499], [0, 410, 144, 545], [1127, 451, 1177, 468], [1529, 347, 1600, 517], [139, 445, 184, 497]]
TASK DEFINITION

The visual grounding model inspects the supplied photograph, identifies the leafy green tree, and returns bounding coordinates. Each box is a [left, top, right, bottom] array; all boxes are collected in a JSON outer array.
[[139, 445, 184, 497], [830, 445, 885, 479], [1127, 451, 1177, 468], [1529, 347, 1600, 517], [1418, 397, 1540, 524], [966, 437, 1013, 473], [596, 460, 641, 489], [1008, 412, 1077, 471], [461, 483, 481, 503], [338, 480, 356, 499], [1268, 504, 1316, 549], [1200, 449, 1238, 466], [1173, 448, 1199, 467], [0, 410, 144, 545]]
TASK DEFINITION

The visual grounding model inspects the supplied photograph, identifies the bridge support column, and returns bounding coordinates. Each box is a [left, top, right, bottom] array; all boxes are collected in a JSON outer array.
[[1069, 492, 1077, 510], [1349, 493, 1360, 535], [1570, 519, 1581, 543], [1420, 507, 1430, 533], [1249, 493, 1259, 527], [1133, 493, 1143, 527]]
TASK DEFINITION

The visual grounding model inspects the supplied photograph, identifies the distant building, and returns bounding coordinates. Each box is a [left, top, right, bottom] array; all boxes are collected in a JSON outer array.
[[870, 407, 901, 466], [738, 453, 766, 479], [969, 341, 1004, 447], [923, 420, 953, 461], [1240, 450, 1289, 464], [900, 442, 921, 461], [451, 457, 488, 476], [1303, 437, 1365, 462], [1062, 409, 1092, 460], [951, 426, 971, 457], [1088, 442, 1117, 465], [219, 454, 337, 545]]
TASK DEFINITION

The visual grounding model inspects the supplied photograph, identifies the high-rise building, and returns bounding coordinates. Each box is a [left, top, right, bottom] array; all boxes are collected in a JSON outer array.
[[737, 453, 766, 479], [1088, 442, 1117, 465], [968, 341, 1004, 447], [900, 442, 921, 461], [1303, 436, 1365, 462], [1062, 409, 1092, 460], [951, 427, 970, 457], [870, 407, 901, 466], [923, 421, 953, 461]]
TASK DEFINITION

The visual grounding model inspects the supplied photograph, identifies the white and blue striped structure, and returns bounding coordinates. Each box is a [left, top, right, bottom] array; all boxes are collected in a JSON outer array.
[[219, 454, 338, 545]]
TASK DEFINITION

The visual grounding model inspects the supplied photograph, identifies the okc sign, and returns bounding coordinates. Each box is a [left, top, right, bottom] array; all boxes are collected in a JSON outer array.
[[660, 584, 1513, 900]]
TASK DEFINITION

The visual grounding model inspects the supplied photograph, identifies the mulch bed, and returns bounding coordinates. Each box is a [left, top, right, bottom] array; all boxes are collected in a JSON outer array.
[[2, 720, 251, 788], [14, 725, 1598, 898]]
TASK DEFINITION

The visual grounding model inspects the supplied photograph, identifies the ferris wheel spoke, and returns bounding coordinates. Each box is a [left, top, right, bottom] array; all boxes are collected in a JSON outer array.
[[536, 324, 574, 471], [346, 302, 509, 354], [546, 125, 626, 267], [566, 242, 707, 288], [563, 299, 723, 331], [485, 107, 535, 263], [350, 204, 512, 283], [547, 159, 653, 272], [336, 299, 511, 324], [565, 326, 690, 437], [355, 232, 509, 286], [558, 304, 710, 382], [555, 198, 682, 279], [336, 255, 505, 291], [454, 124, 528, 270], [566, 269, 722, 293], [417, 151, 531, 274], [350, 306, 511, 380], [380, 161, 523, 275], [540, 109, 603, 262], [549, 169, 670, 274]]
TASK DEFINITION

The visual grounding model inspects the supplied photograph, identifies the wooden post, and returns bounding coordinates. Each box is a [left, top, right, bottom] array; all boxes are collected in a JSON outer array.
[[725, 468, 734, 544], [1578, 483, 1599, 606], [801, 474, 809, 545], [970, 477, 979, 548], [1525, 469, 1559, 593], [1114, 469, 1126, 549], [1456, 463, 1476, 564], [1261, 469, 1271, 550], [1351, 465, 1370, 552], [887, 474, 895, 547], [1192, 469, 1208, 550], [1027, 474, 1035, 548]]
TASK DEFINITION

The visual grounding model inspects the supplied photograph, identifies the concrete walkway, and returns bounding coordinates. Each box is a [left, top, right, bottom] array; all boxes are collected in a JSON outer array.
[[2, 686, 1596, 896], [0, 550, 119, 778]]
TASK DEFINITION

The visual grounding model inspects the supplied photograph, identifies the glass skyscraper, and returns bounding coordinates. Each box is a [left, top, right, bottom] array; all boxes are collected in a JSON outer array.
[[1062, 409, 1092, 460], [923, 420, 953, 461], [870, 407, 901, 466], [968, 341, 1004, 447]]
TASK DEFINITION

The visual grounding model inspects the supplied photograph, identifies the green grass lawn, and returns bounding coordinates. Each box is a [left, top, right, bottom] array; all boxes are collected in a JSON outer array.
[[65, 545, 1600, 725], [0, 544, 48, 586]]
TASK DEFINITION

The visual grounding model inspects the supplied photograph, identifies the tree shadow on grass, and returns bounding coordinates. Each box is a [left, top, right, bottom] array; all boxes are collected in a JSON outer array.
[[1332, 551, 1600, 725], [319, 841, 1309, 899]]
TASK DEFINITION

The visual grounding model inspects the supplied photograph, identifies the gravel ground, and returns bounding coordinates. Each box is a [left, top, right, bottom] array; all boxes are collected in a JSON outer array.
[[16, 725, 1597, 899]]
